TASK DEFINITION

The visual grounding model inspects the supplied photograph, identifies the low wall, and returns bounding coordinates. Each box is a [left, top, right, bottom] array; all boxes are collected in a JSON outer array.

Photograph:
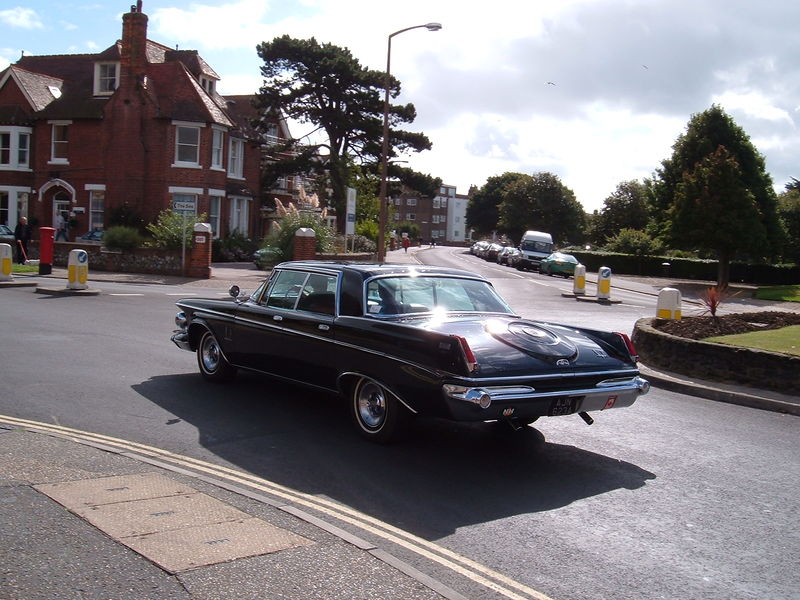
[[632, 317, 800, 393], [30, 241, 184, 276]]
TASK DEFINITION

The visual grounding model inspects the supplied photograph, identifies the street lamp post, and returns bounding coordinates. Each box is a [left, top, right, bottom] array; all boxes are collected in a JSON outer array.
[[377, 22, 441, 263]]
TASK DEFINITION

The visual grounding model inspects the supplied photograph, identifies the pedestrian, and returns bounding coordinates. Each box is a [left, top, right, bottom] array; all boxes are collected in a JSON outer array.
[[402, 236, 410, 253], [55, 211, 68, 241], [13, 216, 32, 264]]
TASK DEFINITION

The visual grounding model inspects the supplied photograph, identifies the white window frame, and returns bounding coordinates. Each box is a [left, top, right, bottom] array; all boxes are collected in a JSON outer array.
[[407, 213, 416, 221], [228, 138, 244, 179], [228, 196, 249, 234], [93, 62, 120, 95], [211, 127, 225, 170], [406, 198, 417, 206], [208, 190, 224, 238], [172, 121, 204, 168], [49, 121, 71, 165], [85, 185, 106, 231]]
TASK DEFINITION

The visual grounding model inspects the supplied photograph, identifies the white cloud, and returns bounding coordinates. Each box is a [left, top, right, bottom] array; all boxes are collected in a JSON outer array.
[[0, 7, 43, 29]]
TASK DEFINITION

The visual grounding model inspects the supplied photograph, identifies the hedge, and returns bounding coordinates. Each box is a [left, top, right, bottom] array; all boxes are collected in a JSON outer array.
[[568, 251, 799, 285]]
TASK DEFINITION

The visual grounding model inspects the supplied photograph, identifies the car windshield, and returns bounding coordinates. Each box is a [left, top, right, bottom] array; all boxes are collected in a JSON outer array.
[[366, 276, 514, 316]]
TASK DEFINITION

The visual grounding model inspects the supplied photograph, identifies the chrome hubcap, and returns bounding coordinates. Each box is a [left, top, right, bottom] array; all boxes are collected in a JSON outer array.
[[357, 381, 386, 429], [202, 336, 220, 372]]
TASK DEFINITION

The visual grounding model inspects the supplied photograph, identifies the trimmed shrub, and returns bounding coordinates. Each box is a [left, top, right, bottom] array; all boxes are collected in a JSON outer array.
[[103, 226, 143, 251]]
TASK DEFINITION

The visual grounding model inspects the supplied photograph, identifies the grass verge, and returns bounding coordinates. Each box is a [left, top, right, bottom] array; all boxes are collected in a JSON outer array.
[[11, 264, 40, 274], [704, 325, 800, 357], [755, 285, 800, 302]]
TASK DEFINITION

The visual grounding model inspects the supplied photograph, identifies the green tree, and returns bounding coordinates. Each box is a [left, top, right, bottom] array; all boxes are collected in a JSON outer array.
[[778, 181, 800, 263], [591, 180, 650, 245], [604, 228, 663, 255], [497, 172, 586, 245], [254, 36, 439, 231], [650, 105, 784, 263], [466, 173, 527, 238], [670, 146, 767, 286]]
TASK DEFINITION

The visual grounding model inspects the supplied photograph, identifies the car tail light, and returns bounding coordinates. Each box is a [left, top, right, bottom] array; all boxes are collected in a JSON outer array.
[[614, 332, 639, 362], [453, 335, 478, 373]]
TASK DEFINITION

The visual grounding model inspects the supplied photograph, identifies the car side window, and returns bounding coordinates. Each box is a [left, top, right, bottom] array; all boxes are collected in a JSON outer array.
[[296, 273, 337, 315], [264, 270, 308, 309]]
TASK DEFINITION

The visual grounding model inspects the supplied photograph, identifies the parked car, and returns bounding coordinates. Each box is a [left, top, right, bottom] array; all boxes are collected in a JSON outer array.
[[470, 240, 490, 257], [77, 229, 104, 243], [540, 252, 579, 277], [0, 224, 14, 244], [484, 243, 505, 261], [171, 262, 649, 443], [253, 246, 283, 269], [497, 246, 521, 265]]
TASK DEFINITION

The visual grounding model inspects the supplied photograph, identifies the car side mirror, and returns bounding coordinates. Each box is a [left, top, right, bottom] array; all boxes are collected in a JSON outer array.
[[229, 285, 241, 298]]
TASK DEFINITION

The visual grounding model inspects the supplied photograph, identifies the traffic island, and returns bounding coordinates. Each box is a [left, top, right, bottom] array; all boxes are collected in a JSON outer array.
[[0, 279, 37, 289], [35, 285, 101, 296]]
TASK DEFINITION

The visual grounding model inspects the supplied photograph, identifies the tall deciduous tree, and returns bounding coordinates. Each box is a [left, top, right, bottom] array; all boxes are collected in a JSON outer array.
[[254, 36, 439, 231], [778, 180, 800, 264], [671, 146, 767, 287], [466, 172, 528, 238], [497, 172, 586, 244], [650, 105, 784, 274], [591, 180, 650, 245]]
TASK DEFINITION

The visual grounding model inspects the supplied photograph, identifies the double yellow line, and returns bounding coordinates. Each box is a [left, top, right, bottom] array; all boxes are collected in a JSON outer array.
[[1, 414, 556, 600]]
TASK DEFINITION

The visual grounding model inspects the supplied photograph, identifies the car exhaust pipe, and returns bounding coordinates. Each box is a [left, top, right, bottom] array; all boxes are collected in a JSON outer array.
[[579, 411, 594, 425]]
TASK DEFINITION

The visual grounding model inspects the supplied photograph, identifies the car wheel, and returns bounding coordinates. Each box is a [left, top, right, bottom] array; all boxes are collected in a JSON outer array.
[[350, 377, 408, 443], [197, 330, 236, 382]]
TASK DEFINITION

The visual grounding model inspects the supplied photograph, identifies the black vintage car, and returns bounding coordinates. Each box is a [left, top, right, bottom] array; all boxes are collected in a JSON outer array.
[[171, 262, 649, 442]]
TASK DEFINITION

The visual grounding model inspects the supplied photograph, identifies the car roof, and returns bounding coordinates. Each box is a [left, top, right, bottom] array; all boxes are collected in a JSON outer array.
[[274, 261, 488, 282]]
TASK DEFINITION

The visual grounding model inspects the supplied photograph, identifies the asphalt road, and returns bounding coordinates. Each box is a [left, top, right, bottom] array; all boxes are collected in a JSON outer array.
[[1, 263, 798, 600]]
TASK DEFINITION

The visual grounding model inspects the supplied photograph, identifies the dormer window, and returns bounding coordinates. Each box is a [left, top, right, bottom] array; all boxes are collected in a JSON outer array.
[[200, 76, 216, 95], [94, 62, 120, 95]]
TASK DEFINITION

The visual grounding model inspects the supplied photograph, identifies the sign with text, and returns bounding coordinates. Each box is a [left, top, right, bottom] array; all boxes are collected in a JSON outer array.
[[173, 199, 196, 213]]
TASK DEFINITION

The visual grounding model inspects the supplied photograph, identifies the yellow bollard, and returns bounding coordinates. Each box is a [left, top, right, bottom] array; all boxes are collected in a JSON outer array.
[[657, 287, 682, 320], [0, 243, 12, 281], [597, 266, 612, 300], [67, 249, 89, 290], [573, 263, 586, 295]]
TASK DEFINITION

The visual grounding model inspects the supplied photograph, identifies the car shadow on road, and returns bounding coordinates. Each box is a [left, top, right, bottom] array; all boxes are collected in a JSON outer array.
[[133, 372, 655, 540]]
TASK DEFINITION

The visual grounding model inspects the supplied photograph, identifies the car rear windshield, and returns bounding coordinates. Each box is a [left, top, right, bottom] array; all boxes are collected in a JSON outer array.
[[366, 276, 513, 316]]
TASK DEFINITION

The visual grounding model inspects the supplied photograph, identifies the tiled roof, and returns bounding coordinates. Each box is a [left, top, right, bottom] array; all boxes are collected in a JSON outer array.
[[2, 66, 64, 112], [148, 62, 233, 127], [14, 54, 105, 119]]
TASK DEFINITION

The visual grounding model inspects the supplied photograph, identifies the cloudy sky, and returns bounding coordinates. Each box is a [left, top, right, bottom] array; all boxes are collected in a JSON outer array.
[[2, 0, 798, 212]]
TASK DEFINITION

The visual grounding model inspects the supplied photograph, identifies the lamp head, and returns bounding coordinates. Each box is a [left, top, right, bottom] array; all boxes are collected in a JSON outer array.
[[425, 22, 442, 31]]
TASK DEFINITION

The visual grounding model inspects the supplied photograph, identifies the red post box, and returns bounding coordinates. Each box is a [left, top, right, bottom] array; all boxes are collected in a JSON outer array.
[[39, 227, 55, 275]]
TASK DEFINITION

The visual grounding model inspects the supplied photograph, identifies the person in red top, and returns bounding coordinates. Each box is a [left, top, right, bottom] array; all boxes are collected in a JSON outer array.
[[401, 236, 410, 253]]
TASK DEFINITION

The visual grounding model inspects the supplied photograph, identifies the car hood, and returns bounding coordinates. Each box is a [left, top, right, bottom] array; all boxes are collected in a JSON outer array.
[[412, 314, 633, 377]]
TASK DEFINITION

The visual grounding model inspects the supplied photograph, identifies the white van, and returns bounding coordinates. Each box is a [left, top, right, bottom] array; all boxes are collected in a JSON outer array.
[[517, 230, 553, 271]]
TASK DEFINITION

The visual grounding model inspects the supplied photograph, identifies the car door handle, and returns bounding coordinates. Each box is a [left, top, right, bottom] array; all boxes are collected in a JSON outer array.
[[273, 315, 283, 322], [318, 324, 330, 331]]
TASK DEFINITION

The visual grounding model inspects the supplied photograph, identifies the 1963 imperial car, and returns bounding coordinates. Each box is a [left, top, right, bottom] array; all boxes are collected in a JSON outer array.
[[171, 262, 649, 442]]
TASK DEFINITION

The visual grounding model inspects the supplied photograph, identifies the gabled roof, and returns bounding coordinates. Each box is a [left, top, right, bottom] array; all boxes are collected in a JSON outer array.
[[0, 65, 64, 113], [12, 54, 105, 119], [148, 61, 233, 127]]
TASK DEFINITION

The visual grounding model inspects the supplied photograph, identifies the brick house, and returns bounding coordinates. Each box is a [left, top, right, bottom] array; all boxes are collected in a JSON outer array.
[[0, 1, 296, 243]]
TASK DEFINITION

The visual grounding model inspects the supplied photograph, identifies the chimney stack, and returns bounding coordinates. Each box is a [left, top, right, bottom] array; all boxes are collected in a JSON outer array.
[[121, 3, 148, 80]]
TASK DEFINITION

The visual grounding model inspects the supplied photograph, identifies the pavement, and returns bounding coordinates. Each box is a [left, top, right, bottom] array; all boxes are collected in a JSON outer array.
[[1, 246, 798, 600]]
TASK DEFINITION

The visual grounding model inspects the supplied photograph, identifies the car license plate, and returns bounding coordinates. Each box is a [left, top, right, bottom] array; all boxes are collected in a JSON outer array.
[[548, 396, 579, 416]]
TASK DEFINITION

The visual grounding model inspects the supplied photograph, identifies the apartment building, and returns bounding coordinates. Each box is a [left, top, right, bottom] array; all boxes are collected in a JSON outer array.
[[393, 183, 469, 243]]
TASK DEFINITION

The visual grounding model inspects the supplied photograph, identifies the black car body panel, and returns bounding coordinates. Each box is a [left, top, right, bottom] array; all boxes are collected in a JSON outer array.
[[172, 262, 648, 435]]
